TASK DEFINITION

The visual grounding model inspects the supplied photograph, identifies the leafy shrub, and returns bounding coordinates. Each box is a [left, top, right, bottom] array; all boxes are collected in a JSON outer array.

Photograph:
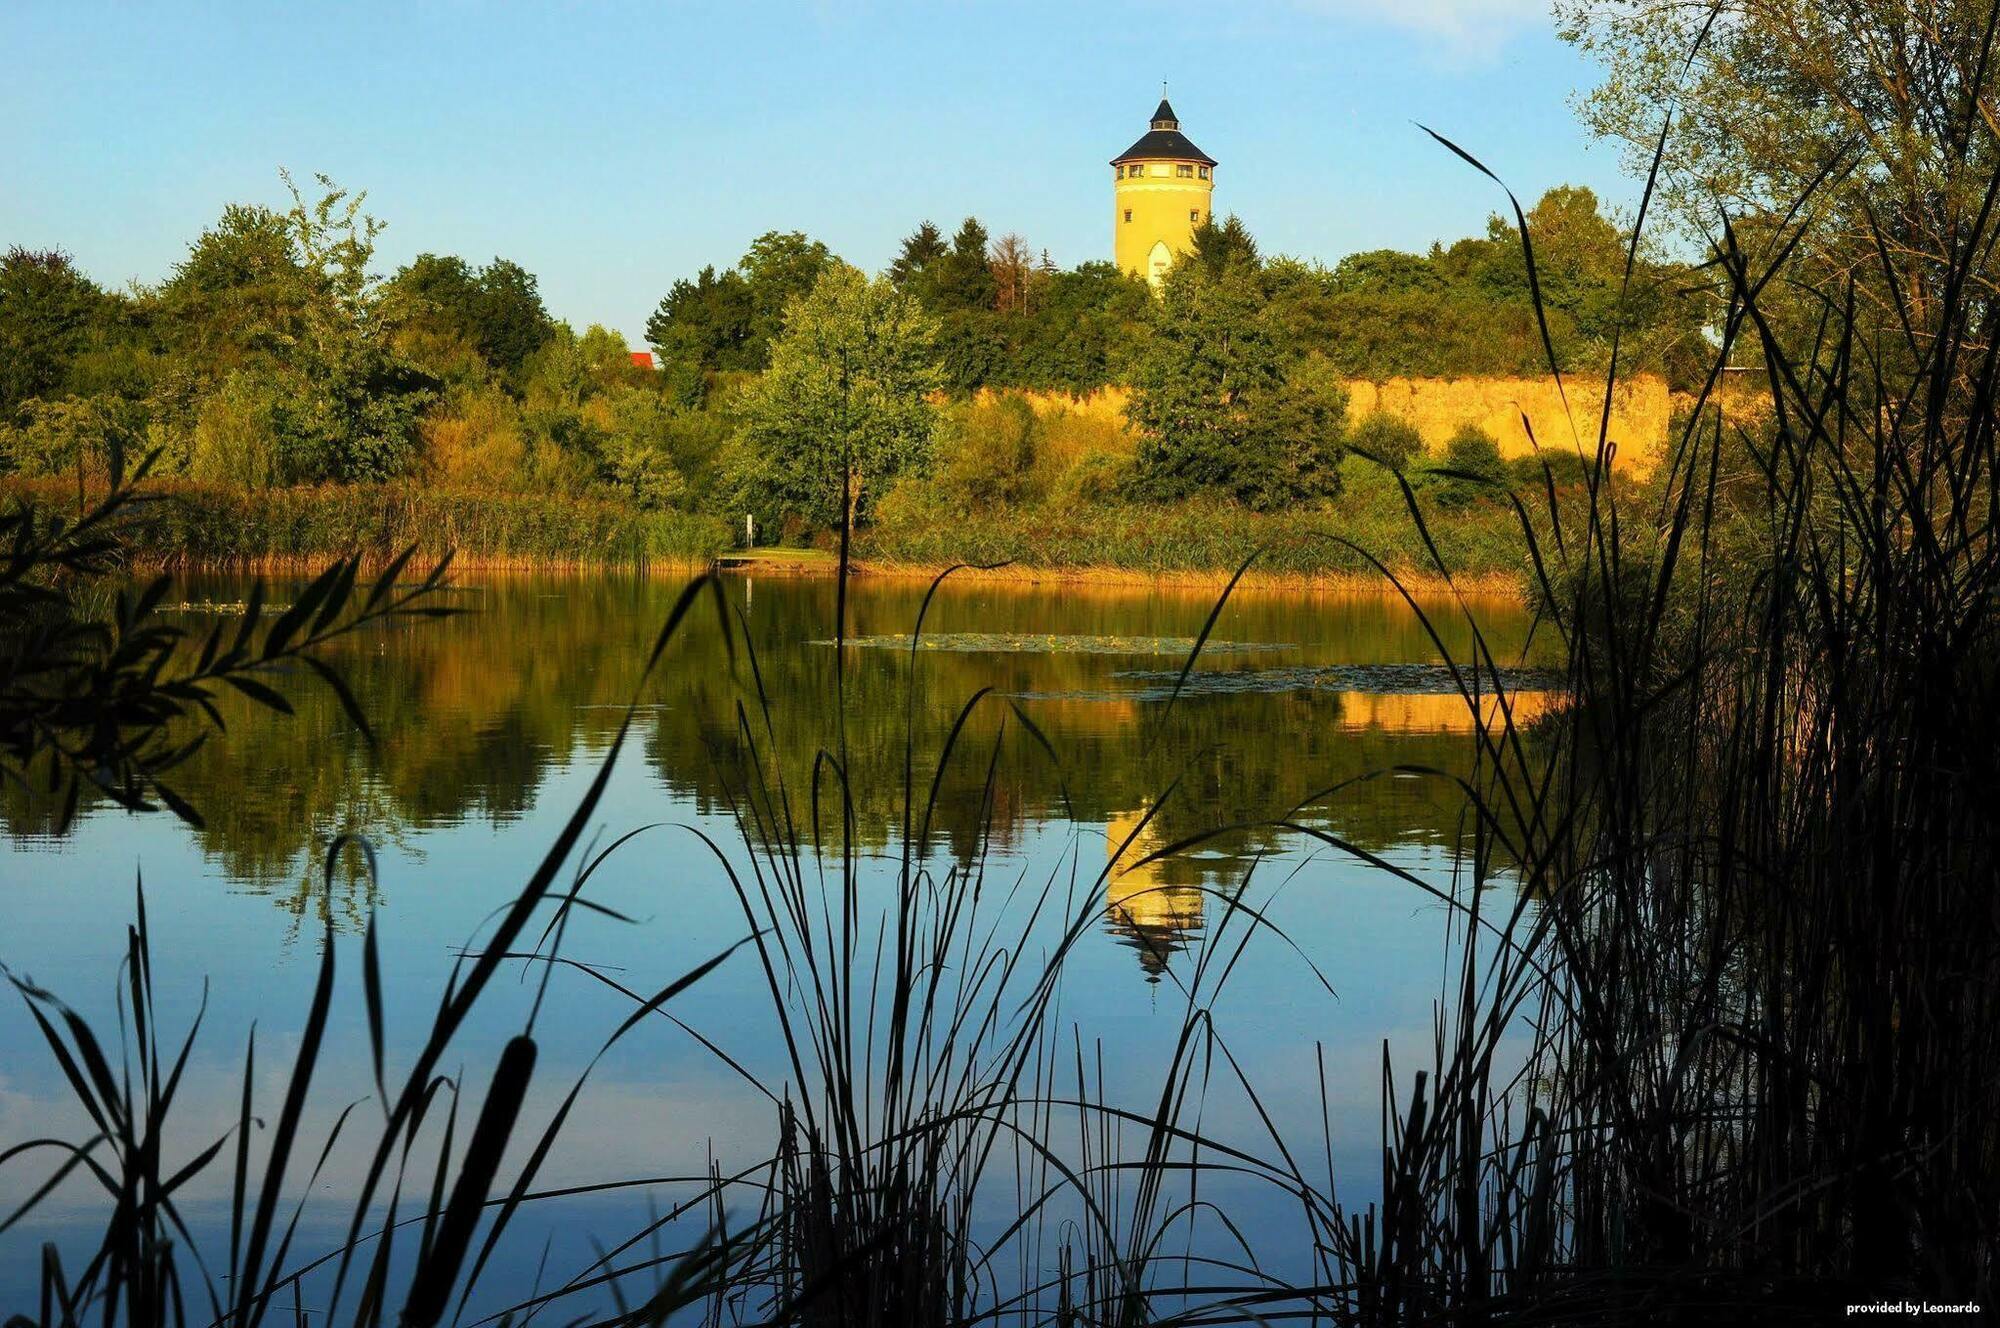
[[421, 382, 528, 490], [1430, 423, 1508, 508], [1049, 449, 1127, 506], [936, 393, 1038, 510], [187, 371, 285, 486], [1, 394, 148, 482], [1348, 410, 1426, 472], [1508, 447, 1592, 488], [593, 391, 690, 510]]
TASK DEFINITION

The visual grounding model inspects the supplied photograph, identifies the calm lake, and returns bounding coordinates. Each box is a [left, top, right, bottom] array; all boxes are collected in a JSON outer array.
[[0, 570, 1552, 1314]]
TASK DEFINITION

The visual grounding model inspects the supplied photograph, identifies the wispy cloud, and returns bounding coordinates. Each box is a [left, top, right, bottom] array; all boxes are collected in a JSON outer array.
[[1290, 0, 1549, 57]]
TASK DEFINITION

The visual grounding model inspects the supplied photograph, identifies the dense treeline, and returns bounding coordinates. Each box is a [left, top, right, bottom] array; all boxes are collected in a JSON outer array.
[[649, 185, 1705, 395], [0, 174, 710, 520], [2, 172, 1683, 564]]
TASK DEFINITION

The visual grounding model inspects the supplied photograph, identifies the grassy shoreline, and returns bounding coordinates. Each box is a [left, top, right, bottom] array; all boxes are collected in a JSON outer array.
[[845, 557, 1519, 596], [3, 477, 1533, 594]]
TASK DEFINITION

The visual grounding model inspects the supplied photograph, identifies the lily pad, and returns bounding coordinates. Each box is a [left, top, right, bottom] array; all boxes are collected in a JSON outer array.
[[821, 633, 1294, 656]]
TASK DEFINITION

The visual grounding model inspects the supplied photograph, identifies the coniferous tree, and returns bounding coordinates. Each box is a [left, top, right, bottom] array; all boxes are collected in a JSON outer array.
[[930, 218, 998, 311], [1186, 215, 1261, 281], [646, 265, 757, 375], [889, 221, 948, 288]]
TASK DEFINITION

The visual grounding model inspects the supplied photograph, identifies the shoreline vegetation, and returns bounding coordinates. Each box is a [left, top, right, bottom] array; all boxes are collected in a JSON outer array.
[[0, 474, 1538, 593], [3, 175, 1685, 608]]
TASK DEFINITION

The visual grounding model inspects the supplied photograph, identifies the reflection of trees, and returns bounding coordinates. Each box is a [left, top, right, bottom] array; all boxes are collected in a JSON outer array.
[[4, 573, 1546, 932], [3, 576, 657, 906]]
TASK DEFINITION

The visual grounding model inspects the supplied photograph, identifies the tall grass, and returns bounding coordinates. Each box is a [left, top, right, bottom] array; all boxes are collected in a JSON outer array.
[[1272, 121, 2000, 1318], [0, 577, 757, 1325], [0, 479, 731, 570], [860, 471, 1542, 585]]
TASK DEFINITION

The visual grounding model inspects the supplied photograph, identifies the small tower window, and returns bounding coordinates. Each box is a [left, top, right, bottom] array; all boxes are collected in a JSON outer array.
[[1199, 166, 1211, 180], [1123, 209, 1134, 223], [1176, 163, 1194, 178], [1190, 210, 1201, 223]]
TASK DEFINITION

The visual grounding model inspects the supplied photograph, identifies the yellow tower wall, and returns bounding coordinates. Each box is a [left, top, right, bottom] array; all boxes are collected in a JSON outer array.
[[1114, 164, 1215, 282]]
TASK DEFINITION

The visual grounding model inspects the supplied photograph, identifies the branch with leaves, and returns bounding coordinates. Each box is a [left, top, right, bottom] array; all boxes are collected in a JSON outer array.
[[0, 463, 458, 830]]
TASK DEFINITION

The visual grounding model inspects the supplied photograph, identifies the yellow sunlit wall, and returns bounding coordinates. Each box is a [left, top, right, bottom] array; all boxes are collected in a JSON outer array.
[[1114, 165, 1214, 283]]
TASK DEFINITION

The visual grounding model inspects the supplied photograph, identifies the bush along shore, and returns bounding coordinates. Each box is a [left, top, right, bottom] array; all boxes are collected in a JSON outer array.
[[2, 468, 1552, 589], [0, 478, 732, 571], [3, 173, 1657, 599], [855, 467, 1544, 588]]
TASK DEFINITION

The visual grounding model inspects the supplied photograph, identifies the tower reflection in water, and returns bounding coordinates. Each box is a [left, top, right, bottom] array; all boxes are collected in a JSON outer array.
[[1096, 685, 1556, 980], [1104, 805, 1206, 982]]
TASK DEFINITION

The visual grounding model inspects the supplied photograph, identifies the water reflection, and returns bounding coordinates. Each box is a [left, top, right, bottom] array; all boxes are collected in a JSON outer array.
[[1, 570, 1556, 1312], [1, 572, 1552, 967], [1105, 805, 1206, 981]]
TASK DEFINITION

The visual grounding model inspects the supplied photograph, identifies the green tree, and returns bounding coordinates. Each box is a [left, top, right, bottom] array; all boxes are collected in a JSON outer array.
[[156, 203, 305, 372], [0, 248, 105, 415], [646, 264, 756, 378], [739, 265, 942, 529], [1184, 215, 1260, 280], [1348, 410, 1426, 472], [927, 218, 999, 311], [1325, 249, 1441, 296], [1556, 0, 1999, 300], [1128, 256, 1345, 510], [597, 392, 689, 509], [267, 172, 434, 482], [473, 258, 556, 374], [1008, 262, 1152, 391], [384, 253, 554, 378], [741, 230, 836, 355], [645, 231, 834, 381], [889, 221, 949, 287], [145, 175, 432, 482]]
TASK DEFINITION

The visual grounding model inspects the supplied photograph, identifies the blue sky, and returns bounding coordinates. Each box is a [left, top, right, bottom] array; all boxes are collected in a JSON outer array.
[[2, 1, 1625, 344]]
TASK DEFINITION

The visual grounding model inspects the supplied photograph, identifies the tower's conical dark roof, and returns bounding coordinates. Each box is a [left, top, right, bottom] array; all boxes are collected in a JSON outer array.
[[1112, 97, 1215, 167]]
